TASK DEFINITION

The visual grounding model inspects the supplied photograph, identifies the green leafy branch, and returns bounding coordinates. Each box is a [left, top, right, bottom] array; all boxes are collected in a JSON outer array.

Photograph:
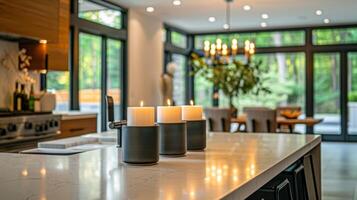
[[190, 53, 271, 107]]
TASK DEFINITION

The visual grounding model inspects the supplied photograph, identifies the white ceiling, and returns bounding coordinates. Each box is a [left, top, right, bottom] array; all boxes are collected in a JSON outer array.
[[112, 0, 357, 33]]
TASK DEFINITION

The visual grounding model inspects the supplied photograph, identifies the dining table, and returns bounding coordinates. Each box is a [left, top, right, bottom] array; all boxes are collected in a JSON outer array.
[[231, 114, 324, 133]]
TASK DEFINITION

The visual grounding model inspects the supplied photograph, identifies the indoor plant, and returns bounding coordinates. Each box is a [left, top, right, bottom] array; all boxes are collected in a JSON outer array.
[[190, 53, 270, 114]]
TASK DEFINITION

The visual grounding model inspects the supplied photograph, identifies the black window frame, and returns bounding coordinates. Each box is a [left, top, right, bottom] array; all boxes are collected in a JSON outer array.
[[163, 24, 194, 105], [70, 0, 128, 131], [191, 24, 357, 141]]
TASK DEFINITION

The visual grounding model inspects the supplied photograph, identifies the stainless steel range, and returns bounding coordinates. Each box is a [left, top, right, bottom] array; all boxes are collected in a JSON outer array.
[[0, 112, 61, 152]]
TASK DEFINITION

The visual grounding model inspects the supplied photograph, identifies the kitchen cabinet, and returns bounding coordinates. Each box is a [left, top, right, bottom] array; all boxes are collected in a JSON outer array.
[[19, 42, 47, 70], [14, 0, 69, 71], [47, 0, 70, 71], [0, 0, 60, 42], [57, 114, 98, 139]]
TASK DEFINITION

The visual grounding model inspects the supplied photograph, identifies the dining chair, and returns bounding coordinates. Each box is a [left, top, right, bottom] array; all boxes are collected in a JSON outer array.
[[234, 107, 270, 132], [243, 106, 270, 113], [245, 108, 277, 133], [204, 108, 232, 132]]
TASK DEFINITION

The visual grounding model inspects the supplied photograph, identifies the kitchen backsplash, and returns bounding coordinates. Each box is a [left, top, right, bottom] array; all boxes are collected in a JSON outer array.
[[0, 39, 39, 110]]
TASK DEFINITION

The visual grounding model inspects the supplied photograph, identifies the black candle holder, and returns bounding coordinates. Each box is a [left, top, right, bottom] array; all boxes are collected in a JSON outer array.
[[122, 125, 159, 164], [158, 122, 187, 156], [186, 120, 206, 150]]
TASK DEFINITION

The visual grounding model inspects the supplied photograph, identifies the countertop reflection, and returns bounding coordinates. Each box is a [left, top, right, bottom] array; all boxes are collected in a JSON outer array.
[[0, 133, 320, 200]]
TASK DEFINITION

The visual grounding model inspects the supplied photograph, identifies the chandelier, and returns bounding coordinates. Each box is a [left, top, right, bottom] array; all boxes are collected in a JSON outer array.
[[202, 0, 256, 61], [203, 39, 255, 59]]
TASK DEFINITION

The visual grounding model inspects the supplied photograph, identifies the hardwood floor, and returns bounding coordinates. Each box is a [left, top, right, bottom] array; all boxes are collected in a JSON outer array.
[[322, 142, 357, 200]]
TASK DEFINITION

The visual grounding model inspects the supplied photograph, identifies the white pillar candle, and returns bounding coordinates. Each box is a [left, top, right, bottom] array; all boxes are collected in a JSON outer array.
[[157, 99, 182, 123], [182, 100, 203, 121], [127, 101, 155, 127]]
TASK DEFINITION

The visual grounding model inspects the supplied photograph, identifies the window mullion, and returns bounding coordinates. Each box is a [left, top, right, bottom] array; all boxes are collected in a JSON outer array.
[[101, 36, 108, 131]]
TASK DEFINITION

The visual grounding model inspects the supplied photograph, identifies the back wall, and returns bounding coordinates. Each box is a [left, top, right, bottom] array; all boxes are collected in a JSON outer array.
[[127, 9, 164, 107]]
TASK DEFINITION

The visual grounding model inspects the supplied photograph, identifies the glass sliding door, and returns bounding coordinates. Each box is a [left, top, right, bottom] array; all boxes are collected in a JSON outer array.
[[107, 38, 122, 121], [313, 53, 341, 135], [79, 33, 102, 131], [348, 52, 357, 135]]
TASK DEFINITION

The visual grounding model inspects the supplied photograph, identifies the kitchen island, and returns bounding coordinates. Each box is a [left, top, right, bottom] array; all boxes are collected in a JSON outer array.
[[0, 132, 321, 200]]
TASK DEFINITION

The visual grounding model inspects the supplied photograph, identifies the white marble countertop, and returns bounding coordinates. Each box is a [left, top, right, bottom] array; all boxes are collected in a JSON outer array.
[[36, 130, 117, 149], [21, 131, 117, 155], [81, 130, 117, 143], [0, 133, 320, 200]]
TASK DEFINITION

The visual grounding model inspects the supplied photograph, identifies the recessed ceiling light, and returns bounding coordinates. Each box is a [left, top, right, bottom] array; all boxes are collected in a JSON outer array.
[[208, 17, 216, 22], [323, 18, 330, 24], [243, 5, 251, 11], [261, 22, 267, 27], [316, 10, 323, 16], [146, 6, 154, 12], [261, 14, 269, 19], [173, 0, 181, 6], [223, 24, 230, 30]]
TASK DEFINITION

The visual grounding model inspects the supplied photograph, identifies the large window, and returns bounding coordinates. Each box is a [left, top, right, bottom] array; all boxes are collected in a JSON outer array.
[[313, 27, 357, 45], [314, 53, 341, 135], [217, 53, 305, 112], [172, 54, 186, 105], [194, 75, 213, 107], [107, 39, 122, 120], [78, 33, 123, 131], [47, 71, 70, 111], [78, 0, 122, 29], [164, 26, 190, 105], [192, 26, 357, 139], [195, 30, 305, 49], [71, 0, 126, 131], [348, 52, 357, 135], [79, 33, 102, 130], [171, 31, 187, 49]]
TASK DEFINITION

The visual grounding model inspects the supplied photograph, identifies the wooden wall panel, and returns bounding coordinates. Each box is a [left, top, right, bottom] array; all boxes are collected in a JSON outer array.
[[0, 0, 59, 42], [47, 0, 70, 71]]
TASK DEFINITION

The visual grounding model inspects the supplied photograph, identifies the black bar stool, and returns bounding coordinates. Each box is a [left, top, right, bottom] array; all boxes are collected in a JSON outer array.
[[246, 177, 294, 200]]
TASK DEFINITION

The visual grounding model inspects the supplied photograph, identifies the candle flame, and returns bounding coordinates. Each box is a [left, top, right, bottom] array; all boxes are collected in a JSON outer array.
[[190, 100, 194, 106], [140, 100, 144, 107], [22, 169, 28, 177], [167, 99, 171, 106], [40, 168, 46, 176]]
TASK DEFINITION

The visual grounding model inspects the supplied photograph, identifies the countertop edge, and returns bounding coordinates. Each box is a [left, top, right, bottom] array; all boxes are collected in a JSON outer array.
[[222, 135, 322, 200]]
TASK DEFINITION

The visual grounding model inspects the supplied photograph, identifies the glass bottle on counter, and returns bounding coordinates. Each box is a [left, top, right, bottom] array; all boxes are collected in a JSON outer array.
[[20, 84, 28, 111], [29, 84, 35, 112], [13, 81, 21, 111]]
